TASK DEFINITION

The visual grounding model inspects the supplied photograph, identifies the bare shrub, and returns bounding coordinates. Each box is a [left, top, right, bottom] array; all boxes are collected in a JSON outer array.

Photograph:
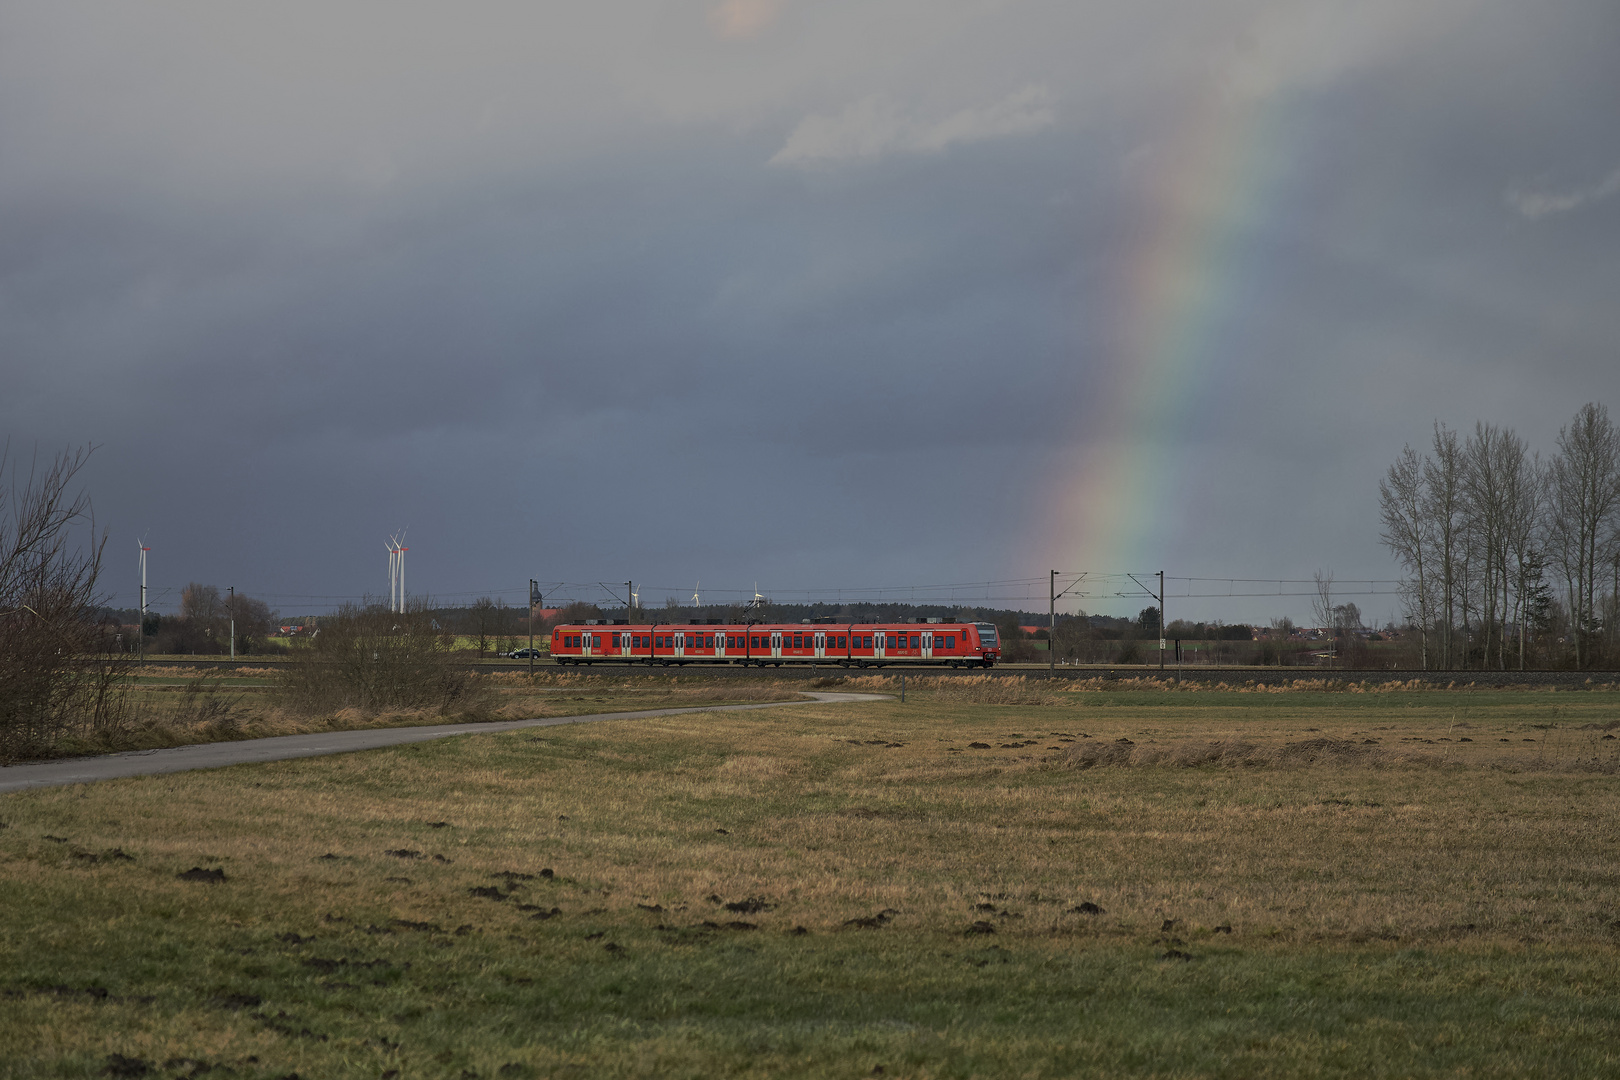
[[928, 675, 1063, 706], [172, 674, 243, 732], [277, 604, 485, 717], [0, 446, 130, 761]]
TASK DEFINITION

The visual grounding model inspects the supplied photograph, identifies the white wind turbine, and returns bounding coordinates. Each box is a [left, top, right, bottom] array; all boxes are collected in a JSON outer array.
[[691, 581, 701, 608], [386, 531, 409, 614]]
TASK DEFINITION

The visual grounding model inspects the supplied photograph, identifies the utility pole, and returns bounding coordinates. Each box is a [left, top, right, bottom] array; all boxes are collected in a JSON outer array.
[[138, 541, 149, 668], [1049, 572, 1086, 672], [529, 579, 541, 675], [1126, 571, 1165, 671], [1159, 570, 1165, 672], [228, 586, 235, 660]]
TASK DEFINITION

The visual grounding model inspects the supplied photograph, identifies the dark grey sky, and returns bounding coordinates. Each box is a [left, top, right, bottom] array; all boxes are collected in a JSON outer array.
[[3, 1, 1617, 623]]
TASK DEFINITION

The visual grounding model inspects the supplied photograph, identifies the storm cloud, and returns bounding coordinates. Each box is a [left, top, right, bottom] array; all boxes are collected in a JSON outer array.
[[2, 1, 1617, 622]]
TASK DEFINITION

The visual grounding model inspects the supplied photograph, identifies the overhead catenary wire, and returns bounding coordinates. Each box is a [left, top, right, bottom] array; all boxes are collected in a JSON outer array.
[[100, 573, 1406, 616]]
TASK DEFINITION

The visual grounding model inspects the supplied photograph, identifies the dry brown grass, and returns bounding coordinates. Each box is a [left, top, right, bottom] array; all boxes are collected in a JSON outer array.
[[14, 692, 1618, 950], [47, 671, 801, 758]]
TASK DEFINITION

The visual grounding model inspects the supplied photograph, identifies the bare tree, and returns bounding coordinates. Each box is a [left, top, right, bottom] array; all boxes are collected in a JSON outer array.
[[469, 595, 497, 657], [224, 592, 276, 653], [0, 445, 127, 760], [1546, 403, 1620, 667], [1312, 570, 1335, 665], [1462, 423, 1529, 669], [1498, 438, 1541, 670], [180, 583, 223, 625], [1379, 444, 1432, 668], [1422, 423, 1464, 668]]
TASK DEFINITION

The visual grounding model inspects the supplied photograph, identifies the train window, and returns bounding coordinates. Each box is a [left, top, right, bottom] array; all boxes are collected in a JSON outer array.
[[611, 634, 620, 648], [750, 636, 759, 648], [654, 635, 663, 648], [911, 635, 919, 648], [863, 636, 872, 648], [705, 635, 714, 648], [838, 636, 846, 648], [725, 635, 734, 648], [790, 633, 800, 649]]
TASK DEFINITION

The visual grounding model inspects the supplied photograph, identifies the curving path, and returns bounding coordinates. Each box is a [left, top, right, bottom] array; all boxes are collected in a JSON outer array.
[[0, 691, 888, 795]]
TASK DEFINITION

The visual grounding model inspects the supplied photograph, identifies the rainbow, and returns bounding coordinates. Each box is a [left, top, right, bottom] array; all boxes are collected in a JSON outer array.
[[1043, 71, 1300, 586]]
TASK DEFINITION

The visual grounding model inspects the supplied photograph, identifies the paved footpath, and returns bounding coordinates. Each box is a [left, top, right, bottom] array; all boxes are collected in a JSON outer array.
[[0, 691, 886, 795]]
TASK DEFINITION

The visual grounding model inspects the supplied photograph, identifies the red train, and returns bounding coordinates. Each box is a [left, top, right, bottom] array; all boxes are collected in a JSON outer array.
[[549, 620, 1001, 667]]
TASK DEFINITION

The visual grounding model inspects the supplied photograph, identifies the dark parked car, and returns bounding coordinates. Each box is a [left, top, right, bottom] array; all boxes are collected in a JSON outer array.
[[506, 647, 545, 659]]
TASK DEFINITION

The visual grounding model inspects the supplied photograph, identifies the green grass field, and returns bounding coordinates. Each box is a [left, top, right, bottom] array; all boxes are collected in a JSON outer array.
[[4, 682, 1619, 1077]]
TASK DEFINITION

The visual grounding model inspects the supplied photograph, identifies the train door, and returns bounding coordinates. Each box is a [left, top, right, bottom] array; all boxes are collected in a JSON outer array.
[[922, 630, 933, 659], [715, 631, 727, 659], [770, 631, 782, 659], [674, 632, 685, 659], [873, 631, 886, 660], [581, 632, 595, 658], [620, 632, 632, 659], [814, 631, 825, 657]]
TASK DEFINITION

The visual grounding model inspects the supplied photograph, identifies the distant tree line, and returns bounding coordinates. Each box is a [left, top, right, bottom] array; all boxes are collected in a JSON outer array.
[[1379, 402, 1620, 670]]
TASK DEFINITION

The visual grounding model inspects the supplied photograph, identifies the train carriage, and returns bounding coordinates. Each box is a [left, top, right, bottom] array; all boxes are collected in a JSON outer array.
[[549, 620, 1000, 668]]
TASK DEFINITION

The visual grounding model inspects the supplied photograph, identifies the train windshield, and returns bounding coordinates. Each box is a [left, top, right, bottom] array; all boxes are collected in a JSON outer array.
[[974, 622, 998, 646]]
